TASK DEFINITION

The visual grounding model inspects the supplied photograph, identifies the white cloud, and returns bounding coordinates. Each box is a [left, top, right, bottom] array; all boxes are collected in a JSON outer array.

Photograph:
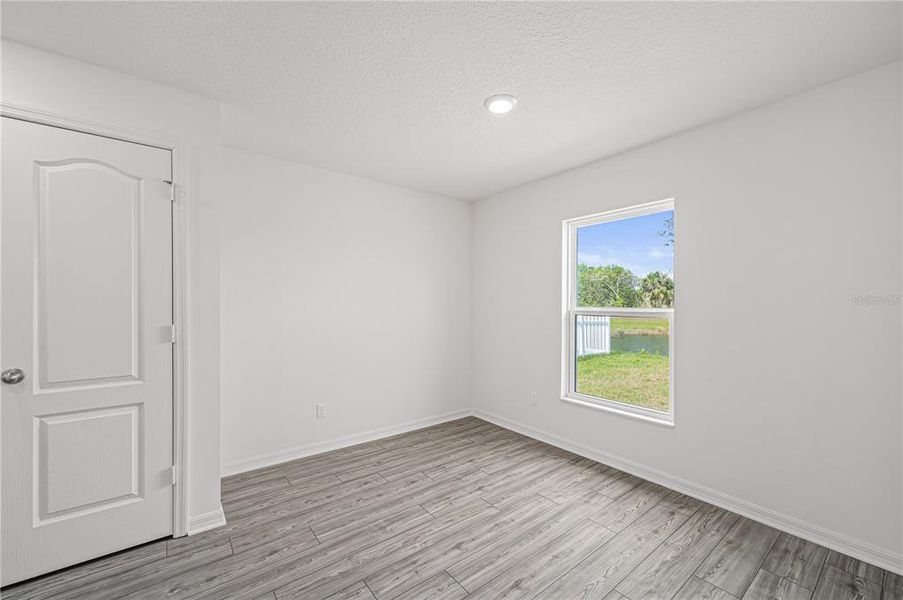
[[578, 253, 632, 268], [578, 253, 653, 277], [577, 252, 606, 267]]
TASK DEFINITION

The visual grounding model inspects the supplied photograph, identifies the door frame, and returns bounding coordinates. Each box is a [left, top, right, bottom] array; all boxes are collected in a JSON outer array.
[[1, 102, 192, 538]]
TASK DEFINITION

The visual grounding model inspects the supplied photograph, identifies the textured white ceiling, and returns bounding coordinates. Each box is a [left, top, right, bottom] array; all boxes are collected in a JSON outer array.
[[2, 2, 901, 200]]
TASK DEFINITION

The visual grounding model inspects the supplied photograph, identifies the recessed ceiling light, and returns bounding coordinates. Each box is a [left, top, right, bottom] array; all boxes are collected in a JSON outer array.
[[483, 94, 517, 115]]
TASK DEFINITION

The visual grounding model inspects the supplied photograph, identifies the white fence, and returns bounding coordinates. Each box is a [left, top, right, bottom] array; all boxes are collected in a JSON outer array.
[[575, 315, 610, 357]]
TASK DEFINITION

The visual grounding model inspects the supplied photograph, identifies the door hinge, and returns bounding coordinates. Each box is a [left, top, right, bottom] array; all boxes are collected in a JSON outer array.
[[165, 180, 176, 203], [170, 465, 179, 486], [170, 324, 177, 344]]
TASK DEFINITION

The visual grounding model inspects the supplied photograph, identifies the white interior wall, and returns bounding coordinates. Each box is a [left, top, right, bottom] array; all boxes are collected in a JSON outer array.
[[218, 147, 472, 473], [471, 63, 903, 568], [0, 41, 224, 527]]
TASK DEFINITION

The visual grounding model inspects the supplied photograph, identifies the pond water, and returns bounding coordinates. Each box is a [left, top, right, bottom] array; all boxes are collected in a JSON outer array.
[[611, 334, 669, 356]]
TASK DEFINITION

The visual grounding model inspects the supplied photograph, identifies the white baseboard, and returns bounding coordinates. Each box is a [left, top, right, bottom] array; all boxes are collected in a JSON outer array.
[[472, 408, 903, 576], [187, 503, 226, 535], [220, 409, 472, 477]]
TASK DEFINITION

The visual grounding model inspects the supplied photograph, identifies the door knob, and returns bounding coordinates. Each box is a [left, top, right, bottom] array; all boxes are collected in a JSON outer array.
[[1, 368, 25, 384]]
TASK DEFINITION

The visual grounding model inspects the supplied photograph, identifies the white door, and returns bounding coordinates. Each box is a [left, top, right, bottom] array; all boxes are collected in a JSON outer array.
[[1, 118, 174, 586]]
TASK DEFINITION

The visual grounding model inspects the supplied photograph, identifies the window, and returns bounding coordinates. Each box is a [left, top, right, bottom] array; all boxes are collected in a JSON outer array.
[[562, 199, 674, 425]]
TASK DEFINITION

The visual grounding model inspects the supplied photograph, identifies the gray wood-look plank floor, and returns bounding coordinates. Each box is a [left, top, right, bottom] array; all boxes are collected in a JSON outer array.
[[4, 417, 900, 600]]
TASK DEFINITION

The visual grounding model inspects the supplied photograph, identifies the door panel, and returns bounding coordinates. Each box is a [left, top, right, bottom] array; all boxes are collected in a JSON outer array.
[[37, 160, 143, 387], [1, 117, 174, 586], [37, 405, 142, 520]]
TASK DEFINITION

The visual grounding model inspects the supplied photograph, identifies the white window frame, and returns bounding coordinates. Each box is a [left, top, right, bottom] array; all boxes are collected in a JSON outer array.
[[561, 198, 675, 427]]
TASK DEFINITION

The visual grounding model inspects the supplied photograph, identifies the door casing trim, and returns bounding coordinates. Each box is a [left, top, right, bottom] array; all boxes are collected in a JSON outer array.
[[1, 101, 192, 538]]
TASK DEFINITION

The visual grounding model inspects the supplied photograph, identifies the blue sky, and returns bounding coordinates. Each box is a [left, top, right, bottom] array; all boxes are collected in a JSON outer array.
[[577, 210, 674, 277]]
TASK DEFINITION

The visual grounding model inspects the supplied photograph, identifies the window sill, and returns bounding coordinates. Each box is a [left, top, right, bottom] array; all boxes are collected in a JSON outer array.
[[560, 395, 675, 428]]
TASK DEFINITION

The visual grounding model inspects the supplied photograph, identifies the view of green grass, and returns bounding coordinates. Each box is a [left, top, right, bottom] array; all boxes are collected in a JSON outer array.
[[609, 317, 669, 336], [576, 351, 669, 412]]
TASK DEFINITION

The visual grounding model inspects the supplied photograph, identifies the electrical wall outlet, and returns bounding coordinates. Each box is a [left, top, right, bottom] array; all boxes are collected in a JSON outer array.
[[530, 391, 537, 407], [316, 403, 326, 419]]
